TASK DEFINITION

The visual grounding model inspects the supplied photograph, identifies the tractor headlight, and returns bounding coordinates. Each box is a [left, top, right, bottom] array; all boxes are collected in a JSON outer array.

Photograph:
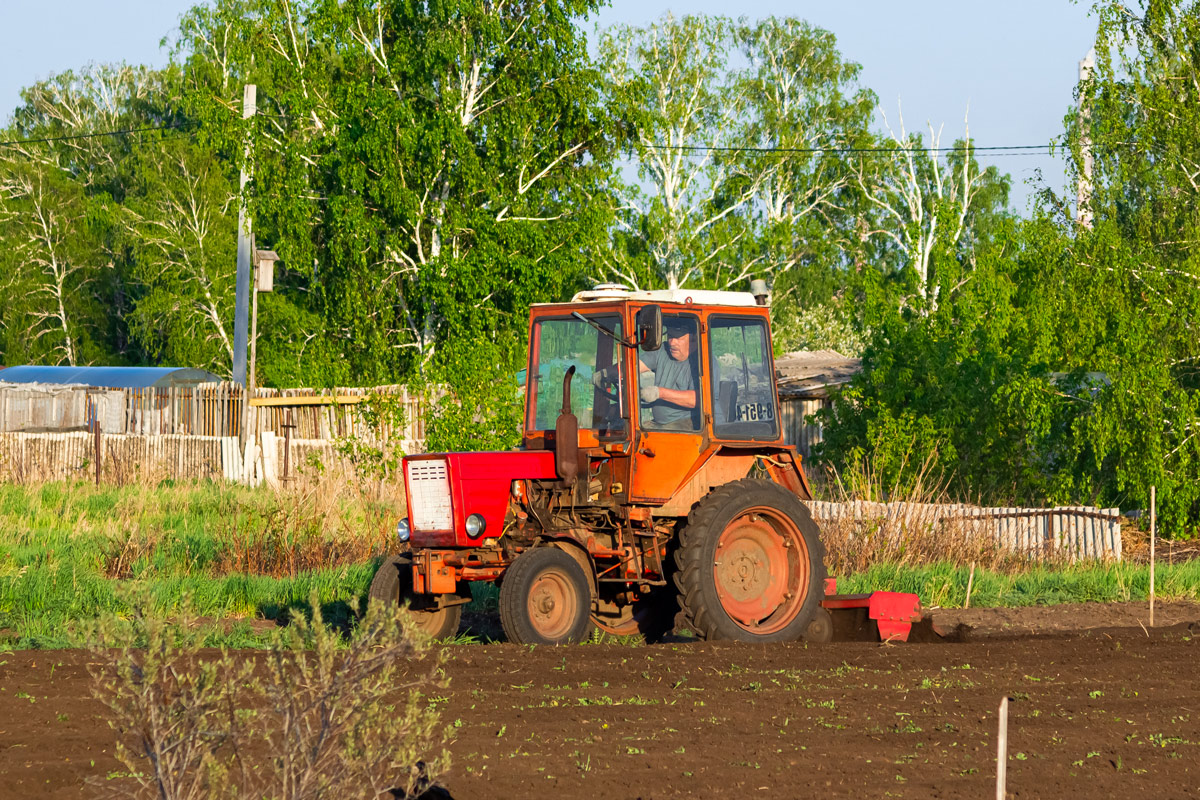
[[465, 513, 487, 537], [396, 517, 410, 542]]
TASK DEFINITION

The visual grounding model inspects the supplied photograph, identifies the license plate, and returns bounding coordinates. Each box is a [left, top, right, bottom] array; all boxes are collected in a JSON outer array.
[[736, 402, 774, 422]]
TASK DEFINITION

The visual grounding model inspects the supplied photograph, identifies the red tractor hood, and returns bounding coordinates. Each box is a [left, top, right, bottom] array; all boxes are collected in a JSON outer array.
[[403, 450, 558, 547]]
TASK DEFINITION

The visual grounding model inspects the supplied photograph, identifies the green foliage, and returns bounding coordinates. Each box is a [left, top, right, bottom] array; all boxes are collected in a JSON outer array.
[[822, 1, 1200, 530], [819, 216, 1068, 503], [421, 339, 525, 453], [1038, 0, 1200, 530], [174, 0, 612, 386]]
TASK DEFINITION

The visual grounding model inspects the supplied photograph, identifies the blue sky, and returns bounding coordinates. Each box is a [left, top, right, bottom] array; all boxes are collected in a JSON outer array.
[[1, 1, 1098, 211]]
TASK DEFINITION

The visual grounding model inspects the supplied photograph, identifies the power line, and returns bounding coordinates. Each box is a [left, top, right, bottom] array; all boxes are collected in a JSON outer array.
[[0, 121, 190, 149], [640, 142, 1053, 155]]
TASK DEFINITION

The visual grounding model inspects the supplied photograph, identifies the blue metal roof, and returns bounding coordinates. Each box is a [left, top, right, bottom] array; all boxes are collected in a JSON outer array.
[[0, 366, 222, 389]]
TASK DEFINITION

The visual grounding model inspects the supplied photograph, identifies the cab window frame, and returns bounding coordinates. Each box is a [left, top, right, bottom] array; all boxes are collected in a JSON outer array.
[[635, 311, 704, 435], [706, 314, 780, 442], [525, 312, 630, 438]]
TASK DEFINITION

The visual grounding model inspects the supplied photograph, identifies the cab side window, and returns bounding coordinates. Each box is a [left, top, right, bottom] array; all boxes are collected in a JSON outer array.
[[709, 317, 778, 439], [638, 314, 700, 432]]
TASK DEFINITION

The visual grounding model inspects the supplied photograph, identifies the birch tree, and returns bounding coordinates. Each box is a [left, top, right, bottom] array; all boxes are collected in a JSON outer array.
[[852, 106, 1006, 311], [599, 14, 753, 290], [121, 138, 240, 376], [0, 66, 149, 365], [0, 160, 95, 365], [177, 0, 612, 385], [736, 18, 874, 284]]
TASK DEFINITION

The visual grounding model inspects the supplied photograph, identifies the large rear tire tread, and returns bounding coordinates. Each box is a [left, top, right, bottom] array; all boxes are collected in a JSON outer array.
[[674, 478, 826, 643], [499, 547, 594, 645], [369, 555, 463, 640]]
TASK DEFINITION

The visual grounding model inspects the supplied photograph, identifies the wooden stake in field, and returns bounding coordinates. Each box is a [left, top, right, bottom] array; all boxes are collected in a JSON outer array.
[[996, 695, 1010, 800], [1150, 485, 1156, 628], [965, 561, 976, 609]]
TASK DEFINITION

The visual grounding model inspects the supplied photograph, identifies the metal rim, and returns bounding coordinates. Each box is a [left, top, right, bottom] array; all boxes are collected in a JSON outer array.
[[712, 505, 810, 634], [592, 597, 670, 637], [411, 606, 451, 635], [527, 568, 579, 640], [592, 604, 639, 636]]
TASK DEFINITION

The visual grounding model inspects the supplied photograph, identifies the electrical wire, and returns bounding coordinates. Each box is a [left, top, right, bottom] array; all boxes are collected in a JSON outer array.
[[0, 121, 191, 148], [639, 142, 1053, 155], [0, 116, 1062, 165]]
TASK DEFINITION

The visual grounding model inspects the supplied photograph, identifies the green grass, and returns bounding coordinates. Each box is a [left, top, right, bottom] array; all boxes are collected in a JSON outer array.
[[2, 482, 1198, 648], [0, 481, 384, 648], [837, 561, 1200, 608]]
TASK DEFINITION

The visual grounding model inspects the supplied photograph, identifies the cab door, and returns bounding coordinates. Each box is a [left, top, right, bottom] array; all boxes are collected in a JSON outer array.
[[628, 312, 707, 504]]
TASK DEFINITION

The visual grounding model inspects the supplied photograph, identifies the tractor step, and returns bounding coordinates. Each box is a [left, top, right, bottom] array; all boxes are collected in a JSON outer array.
[[820, 578, 923, 642]]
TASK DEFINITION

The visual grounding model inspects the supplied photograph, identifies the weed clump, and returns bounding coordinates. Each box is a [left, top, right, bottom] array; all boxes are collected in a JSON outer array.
[[88, 593, 448, 800]]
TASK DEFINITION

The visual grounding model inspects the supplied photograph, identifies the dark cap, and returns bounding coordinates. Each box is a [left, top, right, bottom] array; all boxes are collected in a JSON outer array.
[[664, 320, 691, 339]]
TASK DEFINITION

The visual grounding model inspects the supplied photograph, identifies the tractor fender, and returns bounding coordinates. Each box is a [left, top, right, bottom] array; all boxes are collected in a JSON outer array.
[[655, 450, 756, 517]]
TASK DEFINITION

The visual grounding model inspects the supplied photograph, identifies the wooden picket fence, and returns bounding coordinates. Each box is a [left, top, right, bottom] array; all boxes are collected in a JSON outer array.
[[0, 381, 430, 442], [807, 500, 1122, 561]]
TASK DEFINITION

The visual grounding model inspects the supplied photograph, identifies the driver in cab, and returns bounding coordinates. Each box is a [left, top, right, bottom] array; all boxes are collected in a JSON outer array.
[[638, 319, 698, 431]]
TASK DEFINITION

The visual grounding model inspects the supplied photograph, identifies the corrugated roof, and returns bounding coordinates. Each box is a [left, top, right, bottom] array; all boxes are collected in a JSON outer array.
[[0, 366, 221, 389], [774, 349, 861, 398]]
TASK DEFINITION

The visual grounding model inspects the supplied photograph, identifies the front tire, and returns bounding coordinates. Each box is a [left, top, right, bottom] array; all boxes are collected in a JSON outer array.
[[369, 555, 463, 640], [500, 547, 594, 645], [674, 478, 826, 642]]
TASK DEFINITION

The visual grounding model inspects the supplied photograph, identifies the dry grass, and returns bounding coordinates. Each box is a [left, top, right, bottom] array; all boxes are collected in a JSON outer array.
[[812, 453, 1079, 576], [208, 466, 402, 578]]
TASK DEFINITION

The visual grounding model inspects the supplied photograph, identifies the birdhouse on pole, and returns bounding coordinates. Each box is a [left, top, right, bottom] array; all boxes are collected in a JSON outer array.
[[255, 250, 279, 292]]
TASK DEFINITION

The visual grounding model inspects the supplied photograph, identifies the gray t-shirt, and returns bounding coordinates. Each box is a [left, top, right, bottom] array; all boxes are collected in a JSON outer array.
[[640, 347, 698, 427]]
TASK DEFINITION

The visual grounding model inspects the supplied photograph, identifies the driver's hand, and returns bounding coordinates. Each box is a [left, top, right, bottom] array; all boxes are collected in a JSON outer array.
[[591, 370, 605, 388], [640, 385, 660, 403]]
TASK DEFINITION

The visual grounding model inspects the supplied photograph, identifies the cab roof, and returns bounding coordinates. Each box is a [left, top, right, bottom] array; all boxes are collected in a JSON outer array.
[[530, 284, 764, 308]]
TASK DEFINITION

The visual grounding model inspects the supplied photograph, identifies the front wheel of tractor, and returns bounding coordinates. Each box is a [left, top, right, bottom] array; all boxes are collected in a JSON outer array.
[[499, 547, 594, 645], [369, 555, 463, 640]]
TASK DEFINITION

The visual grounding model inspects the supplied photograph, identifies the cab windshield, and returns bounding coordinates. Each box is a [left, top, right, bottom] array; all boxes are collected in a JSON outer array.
[[529, 315, 626, 435]]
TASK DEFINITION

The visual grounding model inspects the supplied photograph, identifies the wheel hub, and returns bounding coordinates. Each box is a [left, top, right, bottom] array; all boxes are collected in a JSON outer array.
[[527, 570, 576, 640], [713, 509, 808, 633]]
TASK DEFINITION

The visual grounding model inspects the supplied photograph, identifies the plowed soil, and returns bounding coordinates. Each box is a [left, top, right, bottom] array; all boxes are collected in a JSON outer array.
[[2, 601, 1199, 799]]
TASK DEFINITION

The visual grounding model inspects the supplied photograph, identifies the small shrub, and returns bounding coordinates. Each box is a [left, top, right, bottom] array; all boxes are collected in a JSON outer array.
[[89, 593, 449, 800]]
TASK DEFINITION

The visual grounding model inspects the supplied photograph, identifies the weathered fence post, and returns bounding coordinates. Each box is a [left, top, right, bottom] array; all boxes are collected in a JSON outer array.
[[996, 695, 1010, 800], [1150, 485, 1156, 628]]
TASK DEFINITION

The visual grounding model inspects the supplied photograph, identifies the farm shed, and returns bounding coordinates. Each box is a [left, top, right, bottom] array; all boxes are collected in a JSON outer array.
[[0, 366, 222, 434], [774, 349, 861, 461], [0, 365, 220, 389]]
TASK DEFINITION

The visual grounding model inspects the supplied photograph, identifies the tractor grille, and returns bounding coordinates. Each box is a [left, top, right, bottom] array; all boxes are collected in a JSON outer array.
[[407, 458, 453, 531]]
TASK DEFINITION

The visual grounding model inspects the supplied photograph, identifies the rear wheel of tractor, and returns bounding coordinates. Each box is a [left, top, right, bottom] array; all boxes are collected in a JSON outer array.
[[674, 478, 826, 642], [369, 555, 463, 640], [500, 548, 594, 645]]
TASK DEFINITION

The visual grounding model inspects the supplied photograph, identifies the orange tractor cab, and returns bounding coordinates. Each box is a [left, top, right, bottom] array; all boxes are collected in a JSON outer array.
[[370, 285, 923, 644]]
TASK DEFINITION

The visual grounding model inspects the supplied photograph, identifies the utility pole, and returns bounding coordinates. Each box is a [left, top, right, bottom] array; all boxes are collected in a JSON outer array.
[[234, 84, 255, 449], [1076, 50, 1095, 229]]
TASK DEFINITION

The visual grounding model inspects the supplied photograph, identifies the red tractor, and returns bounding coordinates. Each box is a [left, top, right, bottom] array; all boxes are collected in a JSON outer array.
[[370, 285, 919, 644]]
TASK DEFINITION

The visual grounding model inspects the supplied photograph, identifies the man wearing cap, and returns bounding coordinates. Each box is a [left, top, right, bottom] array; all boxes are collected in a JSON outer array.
[[638, 317, 699, 431]]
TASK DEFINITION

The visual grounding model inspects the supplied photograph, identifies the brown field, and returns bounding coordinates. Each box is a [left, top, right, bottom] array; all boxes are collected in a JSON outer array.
[[2, 602, 1199, 799]]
